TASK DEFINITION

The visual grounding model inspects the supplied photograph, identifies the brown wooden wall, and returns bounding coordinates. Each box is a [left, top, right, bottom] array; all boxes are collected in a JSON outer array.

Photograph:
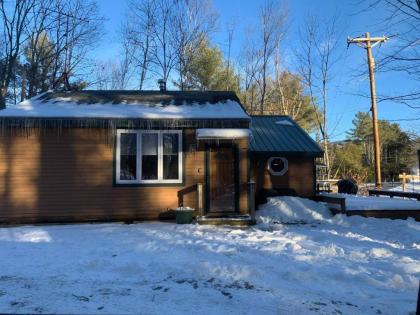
[[252, 155, 315, 201], [0, 128, 249, 224]]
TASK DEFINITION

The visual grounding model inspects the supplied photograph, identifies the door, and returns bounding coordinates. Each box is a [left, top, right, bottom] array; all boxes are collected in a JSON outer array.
[[206, 144, 238, 213]]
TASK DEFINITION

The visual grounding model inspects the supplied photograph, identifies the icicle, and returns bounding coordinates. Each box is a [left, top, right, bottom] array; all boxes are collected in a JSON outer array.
[[0, 116, 249, 146]]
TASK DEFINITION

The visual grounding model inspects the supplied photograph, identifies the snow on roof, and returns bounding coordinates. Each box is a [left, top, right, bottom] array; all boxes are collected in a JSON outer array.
[[0, 90, 249, 120], [196, 128, 251, 139], [275, 119, 294, 126]]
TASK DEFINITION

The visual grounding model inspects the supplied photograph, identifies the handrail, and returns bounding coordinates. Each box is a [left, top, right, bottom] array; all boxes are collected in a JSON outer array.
[[177, 183, 204, 215], [177, 184, 197, 206]]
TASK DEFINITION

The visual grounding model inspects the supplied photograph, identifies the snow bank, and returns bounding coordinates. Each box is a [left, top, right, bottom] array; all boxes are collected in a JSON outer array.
[[0, 95, 249, 119], [257, 196, 332, 225], [323, 193, 420, 210]]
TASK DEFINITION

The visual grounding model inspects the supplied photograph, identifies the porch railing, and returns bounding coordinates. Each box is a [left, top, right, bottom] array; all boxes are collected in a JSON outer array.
[[178, 182, 256, 218], [177, 183, 204, 216]]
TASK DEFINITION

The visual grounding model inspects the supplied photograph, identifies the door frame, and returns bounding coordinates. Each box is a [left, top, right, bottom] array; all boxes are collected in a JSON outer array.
[[204, 143, 240, 215]]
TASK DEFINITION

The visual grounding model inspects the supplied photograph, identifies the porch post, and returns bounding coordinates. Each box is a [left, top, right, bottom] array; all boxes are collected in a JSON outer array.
[[248, 181, 255, 218], [197, 183, 204, 216]]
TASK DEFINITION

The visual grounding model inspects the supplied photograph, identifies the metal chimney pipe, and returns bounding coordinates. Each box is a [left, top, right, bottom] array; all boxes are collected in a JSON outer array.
[[158, 79, 166, 91]]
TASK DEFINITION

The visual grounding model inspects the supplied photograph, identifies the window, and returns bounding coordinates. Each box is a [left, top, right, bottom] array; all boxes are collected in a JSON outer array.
[[116, 130, 182, 184], [119, 132, 137, 181], [267, 157, 288, 176], [141, 132, 158, 180], [162, 133, 179, 180]]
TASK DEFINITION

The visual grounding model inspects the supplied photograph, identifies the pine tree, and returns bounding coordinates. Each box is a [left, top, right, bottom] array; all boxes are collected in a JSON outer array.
[[23, 32, 55, 98], [175, 39, 239, 92]]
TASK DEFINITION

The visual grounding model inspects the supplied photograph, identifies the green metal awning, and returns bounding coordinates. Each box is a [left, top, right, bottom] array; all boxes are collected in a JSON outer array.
[[250, 116, 323, 157]]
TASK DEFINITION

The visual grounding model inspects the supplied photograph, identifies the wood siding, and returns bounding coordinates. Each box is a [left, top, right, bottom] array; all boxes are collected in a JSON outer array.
[[0, 128, 249, 224], [252, 155, 316, 200]]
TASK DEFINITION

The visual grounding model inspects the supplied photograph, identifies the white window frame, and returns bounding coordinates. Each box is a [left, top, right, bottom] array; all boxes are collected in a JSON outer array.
[[116, 129, 183, 184]]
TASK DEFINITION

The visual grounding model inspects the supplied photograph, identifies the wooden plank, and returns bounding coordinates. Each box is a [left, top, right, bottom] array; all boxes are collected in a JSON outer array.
[[368, 189, 420, 201], [346, 209, 420, 221]]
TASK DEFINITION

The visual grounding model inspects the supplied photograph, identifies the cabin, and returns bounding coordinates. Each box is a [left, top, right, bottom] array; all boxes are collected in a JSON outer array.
[[0, 90, 322, 225], [249, 116, 324, 205]]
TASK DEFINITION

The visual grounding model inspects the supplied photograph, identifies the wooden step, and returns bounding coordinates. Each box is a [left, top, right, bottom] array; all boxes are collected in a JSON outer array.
[[196, 215, 256, 226]]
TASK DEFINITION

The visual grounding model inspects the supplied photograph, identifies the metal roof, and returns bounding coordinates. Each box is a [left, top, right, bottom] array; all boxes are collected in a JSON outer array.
[[0, 90, 250, 122], [250, 116, 323, 157], [37, 90, 243, 106]]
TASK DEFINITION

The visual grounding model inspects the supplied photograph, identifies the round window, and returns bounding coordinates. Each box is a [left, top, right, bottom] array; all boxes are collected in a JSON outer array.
[[267, 157, 288, 176]]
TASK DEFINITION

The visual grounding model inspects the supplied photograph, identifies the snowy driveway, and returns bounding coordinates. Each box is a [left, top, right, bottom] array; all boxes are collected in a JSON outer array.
[[0, 206, 419, 314]]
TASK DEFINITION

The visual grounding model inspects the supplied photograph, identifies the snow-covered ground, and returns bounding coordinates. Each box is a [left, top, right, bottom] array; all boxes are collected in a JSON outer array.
[[0, 197, 419, 314], [323, 193, 420, 210]]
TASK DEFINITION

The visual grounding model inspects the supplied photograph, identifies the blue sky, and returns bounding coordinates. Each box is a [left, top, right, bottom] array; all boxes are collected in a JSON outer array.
[[95, 0, 420, 139]]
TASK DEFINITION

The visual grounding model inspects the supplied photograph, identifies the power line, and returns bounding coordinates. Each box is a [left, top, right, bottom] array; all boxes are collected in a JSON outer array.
[[386, 117, 420, 122]]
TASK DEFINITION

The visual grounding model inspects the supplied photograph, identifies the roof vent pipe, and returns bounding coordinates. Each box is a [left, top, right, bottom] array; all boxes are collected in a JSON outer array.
[[158, 79, 166, 91]]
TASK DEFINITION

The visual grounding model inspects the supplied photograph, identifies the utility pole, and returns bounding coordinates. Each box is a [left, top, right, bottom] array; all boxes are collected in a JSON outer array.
[[347, 32, 388, 189]]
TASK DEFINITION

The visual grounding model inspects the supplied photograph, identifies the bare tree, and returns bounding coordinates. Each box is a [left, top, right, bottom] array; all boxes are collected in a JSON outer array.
[[121, 0, 217, 89], [94, 55, 132, 90], [238, 28, 260, 114], [49, 0, 103, 90], [225, 21, 236, 91], [118, 40, 134, 90], [273, 51, 303, 119], [170, 0, 218, 90], [295, 14, 342, 178], [0, 0, 36, 109], [24, 0, 56, 98], [256, 0, 286, 114], [0, 0, 104, 105], [238, 1, 286, 115], [122, 0, 156, 90], [145, 0, 177, 83]]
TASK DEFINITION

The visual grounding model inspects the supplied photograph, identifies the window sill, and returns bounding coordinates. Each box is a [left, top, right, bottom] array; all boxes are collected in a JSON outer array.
[[113, 181, 185, 187]]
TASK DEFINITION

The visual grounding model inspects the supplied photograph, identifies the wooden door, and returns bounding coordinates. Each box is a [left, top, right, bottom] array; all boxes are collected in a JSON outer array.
[[207, 145, 238, 213]]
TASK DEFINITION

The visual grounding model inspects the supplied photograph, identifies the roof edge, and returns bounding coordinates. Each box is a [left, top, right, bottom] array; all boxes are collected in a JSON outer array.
[[0, 117, 250, 131], [250, 151, 324, 158]]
